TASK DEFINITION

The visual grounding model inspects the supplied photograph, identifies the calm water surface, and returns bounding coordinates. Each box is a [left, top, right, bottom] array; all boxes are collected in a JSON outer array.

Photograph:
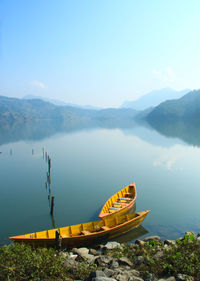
[[1, 124, 200, 245]]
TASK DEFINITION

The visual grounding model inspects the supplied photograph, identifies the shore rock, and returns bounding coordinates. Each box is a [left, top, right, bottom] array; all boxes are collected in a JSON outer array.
[[72, 247, 95, 262], [85, 270, 106, 280], [176, 273, 194, 281], [158, 276, 176, 281], [164, 240, 176, 246], [143, 236, 162, 243], [135, 240, 145, 246], [73, 247, 89, 255], [134, 256, 145, 265], [104, 242, 122, 250], [184, 232, 196, 239], [116, 274, 143, 281], [109, 259, 119, 269], [153, 250, 164, 259], [94, 256, 113, 267], [118, 257, 133, 267], [89, 248, 99, 256], [92, 278, 116, 281], [103, 268, 115, 277], [144, 273, 157, 281]]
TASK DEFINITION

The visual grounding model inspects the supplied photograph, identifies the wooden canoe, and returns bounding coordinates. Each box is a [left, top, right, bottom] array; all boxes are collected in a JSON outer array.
[[99, 182, 137, 219], [9, 210, 150, 248]]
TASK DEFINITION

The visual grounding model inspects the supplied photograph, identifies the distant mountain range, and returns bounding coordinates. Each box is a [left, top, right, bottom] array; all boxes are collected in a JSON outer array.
[[146, 89, 200, 121], [121, 88, 190, 110], [1, 89, 200, 128], [23, 95, 101, 110], [0, 95, 137, 128], [1, 90, 200, 146]]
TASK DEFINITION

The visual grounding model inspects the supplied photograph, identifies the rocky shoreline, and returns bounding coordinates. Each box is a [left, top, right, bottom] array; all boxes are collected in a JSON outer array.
[[1, 231, 200, 280], [62, 231, 200, 281]]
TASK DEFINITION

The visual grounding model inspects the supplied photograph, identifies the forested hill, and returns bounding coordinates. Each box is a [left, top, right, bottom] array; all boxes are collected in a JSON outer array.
[[0, 95, 137, 126], [146, 90, 200, 121], [0, 95, 96, 124], [0, 95, 59, 121]]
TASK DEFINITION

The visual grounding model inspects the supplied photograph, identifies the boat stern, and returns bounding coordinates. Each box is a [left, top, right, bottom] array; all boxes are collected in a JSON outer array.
[[9, 234, 29, 241]]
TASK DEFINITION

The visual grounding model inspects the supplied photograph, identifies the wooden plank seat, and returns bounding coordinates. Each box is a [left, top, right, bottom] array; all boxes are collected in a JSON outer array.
[[118, 197, 132, 201], [81, 230, 91, 235], [114, 202, 127, 205], [101, 226, 110, 231], [95, 226, 102, 232], [61, 234, 70, 238], [113, 202, 123, 207], [124, 192, 133, 197], [109, 207, 119, 210]]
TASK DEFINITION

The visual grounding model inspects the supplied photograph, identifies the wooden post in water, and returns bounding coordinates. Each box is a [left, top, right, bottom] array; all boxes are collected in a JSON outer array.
[[47, 172, 51, 185], [48, 157, 51, 174], [49, 180, 51, 193], [50, 196, 55, 215], [45, 152, 47, 162], [55, 230, 62, 250], [51, 214, 56, 229], [48, 194, 50, 205], [32, 149, 34, 155], [10, 149, 12, 155], [42, 148, 44, 159]]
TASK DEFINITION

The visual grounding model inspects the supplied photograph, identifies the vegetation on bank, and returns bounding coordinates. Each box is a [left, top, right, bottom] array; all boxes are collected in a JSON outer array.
[[0, 243, 96, 281], [0, 232, 200, 280], [107, 232, 200, 279]]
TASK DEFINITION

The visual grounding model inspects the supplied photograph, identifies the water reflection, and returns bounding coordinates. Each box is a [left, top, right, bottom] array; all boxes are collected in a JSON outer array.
[[114, 225, 148, 243], [0, 118, 138, 146], [1, 117, 200, 245], [43, 150, 56, 228], [147, 118, 200, 147], [1, 116, 200, 148], [0, 120, 66, 145]]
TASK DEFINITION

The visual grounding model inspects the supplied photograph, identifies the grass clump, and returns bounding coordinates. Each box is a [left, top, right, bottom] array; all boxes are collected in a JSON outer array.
[[159, 234, 200, 278], [71, 261, 97, 280], [141, 235, 200, 279], [107, 234, 200, 280], [0, 243, 98, 281], [0, 243, 68, 281]]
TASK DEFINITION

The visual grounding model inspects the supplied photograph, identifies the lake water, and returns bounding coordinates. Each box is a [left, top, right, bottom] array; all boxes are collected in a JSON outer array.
[[1, 121, 200, 245]]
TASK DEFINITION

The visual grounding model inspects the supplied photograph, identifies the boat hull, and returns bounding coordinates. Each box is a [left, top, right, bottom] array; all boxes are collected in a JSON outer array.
[[9, 211, 149, 248], [99, 182, 137, 219]]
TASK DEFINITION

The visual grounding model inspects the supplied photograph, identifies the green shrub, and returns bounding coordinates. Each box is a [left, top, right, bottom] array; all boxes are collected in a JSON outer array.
[[107, 239, 200, 280], [72, 261, 97, 280], [0, 243, 67, 280]]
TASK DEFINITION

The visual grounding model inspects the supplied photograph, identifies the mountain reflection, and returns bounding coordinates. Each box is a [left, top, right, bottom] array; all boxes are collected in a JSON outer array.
[[0, 117, 200, 147], [147, 118, 200, 147], [0, 118, 137, 146]]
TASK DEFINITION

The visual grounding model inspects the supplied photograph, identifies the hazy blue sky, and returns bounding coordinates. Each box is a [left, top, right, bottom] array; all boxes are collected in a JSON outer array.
[[1, 0, 200, 107]]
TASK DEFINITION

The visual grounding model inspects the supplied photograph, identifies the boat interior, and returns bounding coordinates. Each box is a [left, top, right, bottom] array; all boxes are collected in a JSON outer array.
[[102, 184, 135, 214], [14, 212, 140, 240]]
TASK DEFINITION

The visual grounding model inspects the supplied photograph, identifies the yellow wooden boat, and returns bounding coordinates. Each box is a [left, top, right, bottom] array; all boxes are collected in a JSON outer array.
[[9, 210, 149, 248], [99, 182, 137, 219]]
